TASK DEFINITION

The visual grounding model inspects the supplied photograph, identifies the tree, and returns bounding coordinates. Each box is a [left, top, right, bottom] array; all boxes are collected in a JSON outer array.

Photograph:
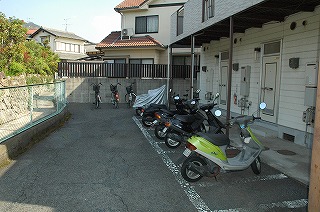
[[0, 12, 59, 77]]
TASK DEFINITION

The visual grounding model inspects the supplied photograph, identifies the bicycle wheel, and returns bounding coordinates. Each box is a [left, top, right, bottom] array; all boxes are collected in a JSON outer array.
[[129, 94, 136, 108], [125, 94, 130, 108], [95, 97, 99, 108]]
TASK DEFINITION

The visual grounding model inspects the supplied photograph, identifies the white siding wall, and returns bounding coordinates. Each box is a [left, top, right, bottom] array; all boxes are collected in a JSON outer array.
[[122, 0, 186, 45], [171, 0, 265, 44], [200, 7, 320, 135]]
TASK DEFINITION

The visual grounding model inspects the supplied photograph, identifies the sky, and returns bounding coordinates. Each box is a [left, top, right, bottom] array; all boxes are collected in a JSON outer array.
[[0, 0, 122, 43]]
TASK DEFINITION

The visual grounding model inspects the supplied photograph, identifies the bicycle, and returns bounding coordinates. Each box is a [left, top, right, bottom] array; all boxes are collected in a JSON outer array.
[[110, 82, 121, 109], [91, 82, 102, 109], [125, 82, 136, 108]]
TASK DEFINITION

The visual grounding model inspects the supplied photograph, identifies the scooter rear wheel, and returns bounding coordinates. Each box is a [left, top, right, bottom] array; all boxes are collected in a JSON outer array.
[[142, 115, 154, 127], [181, 156, 206, 182], [251, 156, 261, 175], [164, 132, 181, 148]]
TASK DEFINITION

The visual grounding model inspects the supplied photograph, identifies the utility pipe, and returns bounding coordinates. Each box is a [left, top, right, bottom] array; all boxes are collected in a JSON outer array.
[[226, 16, 234, 136]]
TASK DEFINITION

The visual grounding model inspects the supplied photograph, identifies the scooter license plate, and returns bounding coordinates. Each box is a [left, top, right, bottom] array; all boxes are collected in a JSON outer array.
[[140, 112, 144, 116], [162, 127, 168, 133], [183, 148, 191, 157], [152, 120, 158, 125]]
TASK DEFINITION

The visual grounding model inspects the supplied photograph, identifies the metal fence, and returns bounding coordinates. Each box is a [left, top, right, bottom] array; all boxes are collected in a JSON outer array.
[[58, 62, 199, 79], [0, 81, 67, 143]]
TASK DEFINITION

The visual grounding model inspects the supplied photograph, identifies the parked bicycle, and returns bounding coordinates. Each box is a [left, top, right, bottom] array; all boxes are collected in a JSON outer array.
[[110, 82, 121, 109], [91, 82, 102, 109], [125, 82, 136, 108]]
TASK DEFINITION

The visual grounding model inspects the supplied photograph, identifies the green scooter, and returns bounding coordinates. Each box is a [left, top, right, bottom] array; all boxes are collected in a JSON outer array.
[[181, 103, 267, 182]]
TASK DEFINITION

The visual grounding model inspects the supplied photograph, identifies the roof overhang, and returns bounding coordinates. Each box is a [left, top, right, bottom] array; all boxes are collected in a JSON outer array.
[[173, 0, 320, 46]]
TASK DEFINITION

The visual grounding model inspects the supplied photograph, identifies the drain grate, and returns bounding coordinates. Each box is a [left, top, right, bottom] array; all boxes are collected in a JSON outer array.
[[276, 150, 296, 155]]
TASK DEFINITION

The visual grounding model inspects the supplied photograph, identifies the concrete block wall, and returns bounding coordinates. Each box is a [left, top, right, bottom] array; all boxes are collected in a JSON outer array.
[[64, 77, 198, 104], [0, 107, 69, 166]]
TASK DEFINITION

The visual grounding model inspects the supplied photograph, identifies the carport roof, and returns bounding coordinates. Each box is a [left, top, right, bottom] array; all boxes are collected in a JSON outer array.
[[173, 0, 320, 46]]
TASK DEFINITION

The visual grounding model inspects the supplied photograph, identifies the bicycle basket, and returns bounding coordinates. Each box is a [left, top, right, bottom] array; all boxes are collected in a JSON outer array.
[[93, 85, 100, 92], [110, 84, 116, 92], [126, 86, 132, 94]]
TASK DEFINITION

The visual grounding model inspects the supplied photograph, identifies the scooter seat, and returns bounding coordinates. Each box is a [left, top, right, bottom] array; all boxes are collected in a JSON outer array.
[[160, 109, 176, 116], [200, 103, 216, 111], [174, 114, 196, 123], [197, 132, 230, 146]]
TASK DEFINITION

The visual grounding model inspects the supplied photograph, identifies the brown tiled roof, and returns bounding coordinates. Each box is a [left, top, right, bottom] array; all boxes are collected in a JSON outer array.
[[114, 0, 149, 12], [27, 29, 38, 35], [96, 31, 166, 49]]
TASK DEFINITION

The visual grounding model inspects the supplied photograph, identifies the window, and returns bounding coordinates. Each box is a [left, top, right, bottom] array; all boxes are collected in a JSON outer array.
[[177, 7, 184, 36], [202, 0, 215, 22], [66, 43, 71, 52], [135, 15, 159, 34], [173, 56, 198, 66], [129, 58, 154, 64], [40, 36, 50, 45], [104, 59, 126, 63], [56, 42, 81, 53]]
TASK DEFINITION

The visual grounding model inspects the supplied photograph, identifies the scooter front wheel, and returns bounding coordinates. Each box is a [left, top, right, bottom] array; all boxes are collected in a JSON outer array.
[[251, 156, 261, 175], [164, 132, 181, 148], [181, 156, 206, 182], [155, 125, 167, 140]]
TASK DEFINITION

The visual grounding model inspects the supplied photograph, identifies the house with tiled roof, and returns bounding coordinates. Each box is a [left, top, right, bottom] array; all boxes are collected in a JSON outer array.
[[30, 27, 88, 61], [96, 0, 199, 66]]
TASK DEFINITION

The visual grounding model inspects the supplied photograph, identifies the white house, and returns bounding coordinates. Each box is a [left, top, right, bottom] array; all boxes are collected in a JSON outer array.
[[170, 0, 320, 148], [96, 0, 200, 67], [30, 27, 88, 61]]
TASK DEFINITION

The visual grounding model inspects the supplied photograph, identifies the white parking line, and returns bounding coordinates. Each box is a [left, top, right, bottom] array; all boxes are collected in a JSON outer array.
[[197, 173, 289, 187], [133, 116, 211, 212]]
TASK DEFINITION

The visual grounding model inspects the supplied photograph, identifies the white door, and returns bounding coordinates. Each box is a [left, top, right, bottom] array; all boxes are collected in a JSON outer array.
[[220, 61, 228, 106], [261, 55, 280, 122]]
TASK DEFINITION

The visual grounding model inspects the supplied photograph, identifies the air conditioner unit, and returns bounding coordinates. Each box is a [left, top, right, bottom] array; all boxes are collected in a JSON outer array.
[[121, 28, 133, 39]]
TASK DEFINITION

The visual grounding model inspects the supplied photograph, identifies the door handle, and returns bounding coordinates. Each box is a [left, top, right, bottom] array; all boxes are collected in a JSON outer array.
[[262, 87, 273, 91]]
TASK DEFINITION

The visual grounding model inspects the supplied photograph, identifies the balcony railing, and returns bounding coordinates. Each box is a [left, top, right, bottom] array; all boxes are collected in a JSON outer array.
[[58, 62, 199, 79]]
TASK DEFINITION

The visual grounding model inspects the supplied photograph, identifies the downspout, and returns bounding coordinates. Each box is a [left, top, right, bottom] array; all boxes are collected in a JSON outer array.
[[190, 32, 203, 98], [191, 35, 195, 98], [226, 16, 234, 136], [167, 45, 172, 107]]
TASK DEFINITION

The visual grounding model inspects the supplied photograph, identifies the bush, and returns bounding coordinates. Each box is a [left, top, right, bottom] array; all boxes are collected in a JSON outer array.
[[6, 62, 26, 76]]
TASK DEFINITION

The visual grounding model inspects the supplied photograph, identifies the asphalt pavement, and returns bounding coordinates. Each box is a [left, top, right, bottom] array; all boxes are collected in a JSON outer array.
[[0, 103, 310, 211]]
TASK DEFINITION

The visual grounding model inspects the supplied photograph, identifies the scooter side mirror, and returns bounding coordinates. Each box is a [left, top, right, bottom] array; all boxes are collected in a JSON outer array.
[[259, 102, 267, 110], [214, 110, 222, 117]]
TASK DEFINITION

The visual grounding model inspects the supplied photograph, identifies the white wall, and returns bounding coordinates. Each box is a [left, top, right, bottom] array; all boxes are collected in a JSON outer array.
[[199, 7, 320, 137], [121, 0, 187, 45]]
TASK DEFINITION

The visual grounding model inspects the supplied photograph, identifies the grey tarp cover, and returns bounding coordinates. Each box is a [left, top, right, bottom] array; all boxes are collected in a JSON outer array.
[[133, 85, 166, 108]]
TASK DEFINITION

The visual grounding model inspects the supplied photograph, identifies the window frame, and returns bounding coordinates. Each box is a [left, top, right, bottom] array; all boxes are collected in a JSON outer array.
[[202, 0, 215, 22], [177, 7, 184, 36], [135, 15, 159, 34]]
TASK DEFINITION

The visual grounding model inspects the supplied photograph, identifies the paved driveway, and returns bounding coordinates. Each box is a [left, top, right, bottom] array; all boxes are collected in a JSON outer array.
[[0, 103, 308, 212]]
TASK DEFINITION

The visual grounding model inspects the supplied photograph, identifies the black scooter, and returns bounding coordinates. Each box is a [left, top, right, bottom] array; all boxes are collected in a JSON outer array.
[[141, 93, 192, 127]]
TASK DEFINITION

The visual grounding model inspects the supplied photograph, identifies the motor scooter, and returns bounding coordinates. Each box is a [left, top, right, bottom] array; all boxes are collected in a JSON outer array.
[[141, 90, 200, 127], [163, 93, 224, 148], [180, 102, 267, 182]]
